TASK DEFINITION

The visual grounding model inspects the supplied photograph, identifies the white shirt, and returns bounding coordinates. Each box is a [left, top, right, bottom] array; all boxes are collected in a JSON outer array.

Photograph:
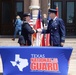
[[53, 16, 57, 21]]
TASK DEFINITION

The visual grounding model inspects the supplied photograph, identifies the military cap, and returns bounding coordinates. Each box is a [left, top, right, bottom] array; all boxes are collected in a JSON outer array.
[[48, 9, 57, 13], [23, 13, 30, 17]]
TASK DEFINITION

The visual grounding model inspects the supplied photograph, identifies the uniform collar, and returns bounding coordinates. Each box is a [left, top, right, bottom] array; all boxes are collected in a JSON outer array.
[[53, 16, 57, 21], [23, 21, 29, 23]]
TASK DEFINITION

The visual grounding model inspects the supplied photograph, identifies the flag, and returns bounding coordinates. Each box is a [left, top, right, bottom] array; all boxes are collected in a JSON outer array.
[[34, 10, 42, 46], [40, 34, 45, 46], [35, 10, 45, 46], [44, 13, 50, 46], [45, 34, 50, 46], [35, 10, 41, 29], [56, 3, 59, 17], [33, 10, 45, 46], [29, 11, 33, 27]]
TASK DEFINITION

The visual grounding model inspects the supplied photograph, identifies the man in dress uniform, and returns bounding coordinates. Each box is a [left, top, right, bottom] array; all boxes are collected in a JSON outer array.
[[38, 9, 65, 47]]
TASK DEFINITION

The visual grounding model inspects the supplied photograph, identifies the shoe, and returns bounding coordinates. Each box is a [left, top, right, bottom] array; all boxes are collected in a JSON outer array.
[[12, 38, 15, 41]]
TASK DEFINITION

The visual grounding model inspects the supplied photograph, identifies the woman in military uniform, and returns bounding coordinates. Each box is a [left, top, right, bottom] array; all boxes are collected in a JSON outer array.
[[19, 13, 38, 46]]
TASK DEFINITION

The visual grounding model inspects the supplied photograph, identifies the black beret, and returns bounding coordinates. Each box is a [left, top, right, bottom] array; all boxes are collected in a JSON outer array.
[[23, 13, 30, 17], [48, 9, 57, 13]]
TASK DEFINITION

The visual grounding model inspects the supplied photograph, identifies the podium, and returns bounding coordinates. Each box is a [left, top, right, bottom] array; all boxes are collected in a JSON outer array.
[[0, 47, 73, 75]]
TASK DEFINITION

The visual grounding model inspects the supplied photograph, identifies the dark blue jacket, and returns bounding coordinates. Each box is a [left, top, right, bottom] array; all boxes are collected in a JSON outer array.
[[21, 21, 35, 46], [42, 18, 65, 46]]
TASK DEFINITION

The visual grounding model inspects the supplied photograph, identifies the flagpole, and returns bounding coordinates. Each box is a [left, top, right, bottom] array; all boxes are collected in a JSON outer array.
[[29, 8, 33, 46]]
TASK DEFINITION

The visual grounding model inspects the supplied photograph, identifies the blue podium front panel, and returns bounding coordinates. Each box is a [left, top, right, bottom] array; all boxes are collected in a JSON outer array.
[[0, 47, 73, 75]]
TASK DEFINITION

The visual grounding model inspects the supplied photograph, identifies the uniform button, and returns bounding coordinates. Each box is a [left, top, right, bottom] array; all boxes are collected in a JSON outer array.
[[55, 28, 57, 30], [51, 33, 53, 35]]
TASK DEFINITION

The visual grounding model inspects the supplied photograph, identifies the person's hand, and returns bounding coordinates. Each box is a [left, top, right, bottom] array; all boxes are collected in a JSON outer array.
[[61, 42, 64, 47], [32, 27, 36, 33], [37, 28, 42, 33], [33, 29, 36, 33]]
